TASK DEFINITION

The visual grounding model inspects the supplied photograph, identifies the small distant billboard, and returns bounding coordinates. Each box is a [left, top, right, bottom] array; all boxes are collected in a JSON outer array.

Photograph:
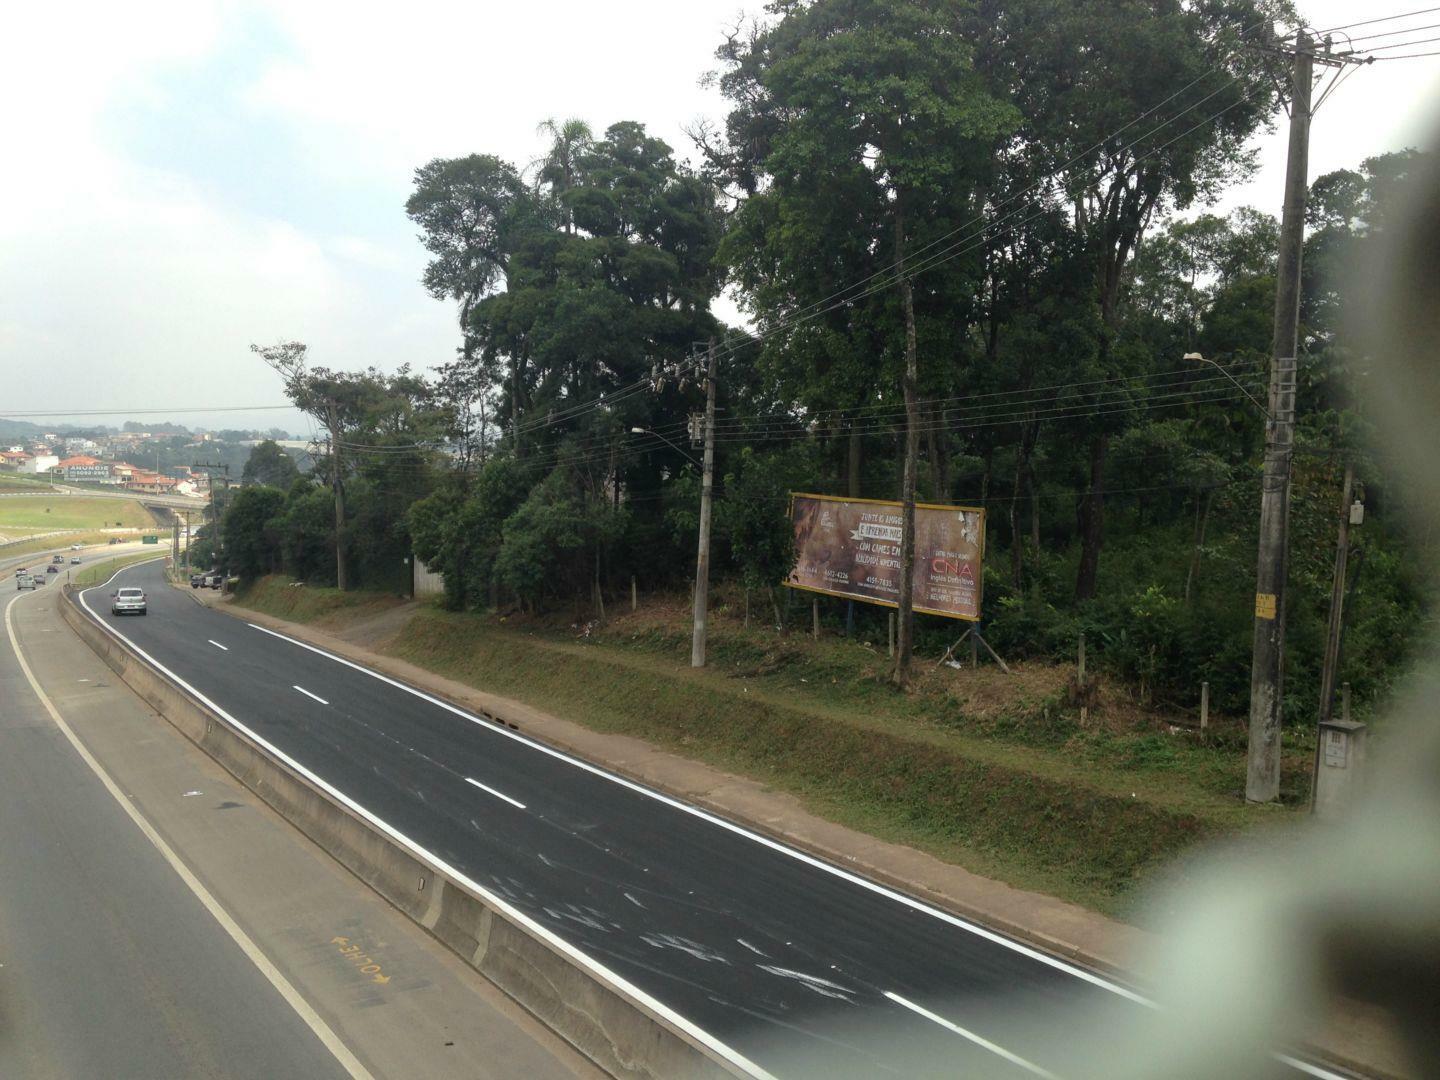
[[786, 493, 985, 621]]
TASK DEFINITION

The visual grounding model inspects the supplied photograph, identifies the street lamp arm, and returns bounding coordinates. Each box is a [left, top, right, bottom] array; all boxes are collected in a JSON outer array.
[[630, 427, 701, 468], [1188, 355, 1276, 422]]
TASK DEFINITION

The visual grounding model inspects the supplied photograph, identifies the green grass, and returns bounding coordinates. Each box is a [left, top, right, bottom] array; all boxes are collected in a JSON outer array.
[[233, 575, 412, 627], [0, 475, 58, 493], [0, 531, 128, 560], [228, 576, 1306, 916], [71, 552, 167, 588], [0, 495, 157, 533]]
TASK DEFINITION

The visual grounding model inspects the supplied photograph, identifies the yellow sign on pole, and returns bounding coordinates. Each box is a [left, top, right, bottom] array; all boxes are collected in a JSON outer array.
[[1255, 592, 1278, 620]]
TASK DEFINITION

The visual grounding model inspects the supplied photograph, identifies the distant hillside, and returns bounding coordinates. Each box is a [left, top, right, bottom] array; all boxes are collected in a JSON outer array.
[[0, 418, 47, 440]]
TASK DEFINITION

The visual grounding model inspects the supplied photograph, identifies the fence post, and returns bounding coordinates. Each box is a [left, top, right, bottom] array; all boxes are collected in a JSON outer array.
[[1078, 631, 1088, 726], [812, 597, 820, 641], [887, 612, 895, 658], [1200, 681, 1210, 743], [631, 575, 637, 612]]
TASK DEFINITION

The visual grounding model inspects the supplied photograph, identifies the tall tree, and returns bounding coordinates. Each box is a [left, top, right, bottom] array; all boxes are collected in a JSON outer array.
[[711, 0, 1017, 684], [241, 439, 300, 489], [972, 0, 1287, 599]]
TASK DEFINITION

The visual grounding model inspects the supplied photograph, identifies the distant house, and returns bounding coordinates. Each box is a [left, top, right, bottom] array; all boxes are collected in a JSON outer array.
[[22, 454, 57, 475], [125, 471, 179, 495], [0, 450, 31, 471]]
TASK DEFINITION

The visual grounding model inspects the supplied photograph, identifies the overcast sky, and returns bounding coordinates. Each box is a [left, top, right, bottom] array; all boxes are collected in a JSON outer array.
[[2, 1, 1436, 437]]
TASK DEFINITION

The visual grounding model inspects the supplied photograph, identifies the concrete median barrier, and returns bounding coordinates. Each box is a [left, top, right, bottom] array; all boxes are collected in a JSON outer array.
[[59, 585, 742, 1080]]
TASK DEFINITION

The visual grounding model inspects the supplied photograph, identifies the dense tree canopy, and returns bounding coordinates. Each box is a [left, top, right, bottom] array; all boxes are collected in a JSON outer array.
[[220, 7, 1427, 724]]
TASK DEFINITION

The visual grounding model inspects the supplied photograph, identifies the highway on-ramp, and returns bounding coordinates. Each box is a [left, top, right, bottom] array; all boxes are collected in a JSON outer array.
[[76, 561, 1343, 1079]]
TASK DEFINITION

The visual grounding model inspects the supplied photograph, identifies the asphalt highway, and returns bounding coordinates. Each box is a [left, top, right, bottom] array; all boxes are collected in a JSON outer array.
[[79, 561, 1341, 1079], [0, 548, 349, 1078]]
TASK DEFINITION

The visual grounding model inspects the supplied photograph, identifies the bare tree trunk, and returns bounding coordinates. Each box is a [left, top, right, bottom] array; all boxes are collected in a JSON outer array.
[[925, 404, 949, 503], [979, 445, 993, 508], [1184, 487, 1213, 603], [847, 428, 862, 498], [1075, 434, 1108, 601], [1009, 419, 1037, 590], [892, 192, 920, 687]]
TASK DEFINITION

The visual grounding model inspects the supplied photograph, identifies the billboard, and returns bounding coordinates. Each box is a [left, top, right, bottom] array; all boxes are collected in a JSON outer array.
[[787, 493, 985, 621]]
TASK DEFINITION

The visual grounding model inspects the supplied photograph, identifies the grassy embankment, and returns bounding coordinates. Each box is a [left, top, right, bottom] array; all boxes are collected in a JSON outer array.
[[0, 532, 127, 561], [71, 552, 168, 588], [231, 576, 1308, 917], [0, 475, 58, 494], [0, 495, 157, 536]]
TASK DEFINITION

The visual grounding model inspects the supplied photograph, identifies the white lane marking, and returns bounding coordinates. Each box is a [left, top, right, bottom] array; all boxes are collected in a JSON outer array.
[[208, 640, 229, 651], [464, 777, 526, 810], [293, 685, 329, 706], [885, 992, 1061, 1080], [6, 589, 373, 1080], [240, 619, 1149, 1006], [72, 574, 775, 1080]]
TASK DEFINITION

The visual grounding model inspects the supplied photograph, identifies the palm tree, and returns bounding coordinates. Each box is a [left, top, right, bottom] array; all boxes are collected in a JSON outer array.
[[535, 117, 593, 234]]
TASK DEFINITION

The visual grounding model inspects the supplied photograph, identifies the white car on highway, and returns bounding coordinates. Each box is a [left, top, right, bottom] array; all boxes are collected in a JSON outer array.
[[110, 586, 147, 616]]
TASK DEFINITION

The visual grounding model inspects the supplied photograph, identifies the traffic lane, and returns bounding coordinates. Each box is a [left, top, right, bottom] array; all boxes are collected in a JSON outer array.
[[0, 591, 352, 1080], [85, 565, 1139, 1077]]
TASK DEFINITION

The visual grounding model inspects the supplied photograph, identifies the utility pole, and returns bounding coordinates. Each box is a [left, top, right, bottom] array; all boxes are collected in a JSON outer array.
[[325, 398, 348, 591], [1316, 461, 1356, 728], [691, 340, 718, 668], [1245, 31, 1312, 803], [192, 461, 230, 568]]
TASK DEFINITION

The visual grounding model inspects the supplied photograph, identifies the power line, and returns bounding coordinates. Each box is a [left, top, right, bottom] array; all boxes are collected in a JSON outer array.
[[1315, 7, 1440, 34], [1335, 19, 1440, 42], [3, 405, 294, 418]]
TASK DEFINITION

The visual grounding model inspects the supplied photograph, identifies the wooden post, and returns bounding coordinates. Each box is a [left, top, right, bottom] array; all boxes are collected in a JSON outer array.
[[812, 597, 820, 640], [1200, 681, 1210, 743], [1079, 631, 1088, 726], [1341, 682, 1351, 723], [631, 575, 637, 612], [887, 612, 895, 658], [969, 628, 978, 669]]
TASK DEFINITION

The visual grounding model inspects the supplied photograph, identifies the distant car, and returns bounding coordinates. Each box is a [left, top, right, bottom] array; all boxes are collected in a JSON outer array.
[[14, 567, 24, 576], [190, 573, 204, 588], [110, 587, 146, 615], [46, 565, 59, 574], [70, 556, 81, 564], [70, 543, 81, 550], [206, 574, 224, 590], [16, 574, 34, 591], [52, 554, 64, 563], [108, 538, 120, 545], [33, 574, 46, 586]]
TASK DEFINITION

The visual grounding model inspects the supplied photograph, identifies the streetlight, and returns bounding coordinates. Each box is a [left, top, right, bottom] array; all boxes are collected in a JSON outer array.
[[629, 426, 701, 467], [1183, 352, 1274, 421]]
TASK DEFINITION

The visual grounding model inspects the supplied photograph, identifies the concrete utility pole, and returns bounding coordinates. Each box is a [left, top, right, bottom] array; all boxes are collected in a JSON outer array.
[[1316, 462, 1357, 725], [193, 461, 230, 551], [691, 339, 718, 668], [1245, 31, 1312, 803]]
